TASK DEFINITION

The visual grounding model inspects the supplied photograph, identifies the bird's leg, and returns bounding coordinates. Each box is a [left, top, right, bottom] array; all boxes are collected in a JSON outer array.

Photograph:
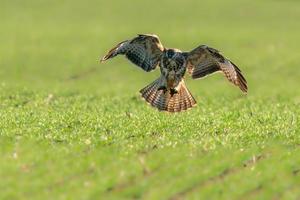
[[170, 88, 178, 97], [158, 86, 167, 94]]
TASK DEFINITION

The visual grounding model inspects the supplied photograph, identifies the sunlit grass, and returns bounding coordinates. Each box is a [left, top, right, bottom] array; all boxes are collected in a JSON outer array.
[[0, 0, 299, 199]]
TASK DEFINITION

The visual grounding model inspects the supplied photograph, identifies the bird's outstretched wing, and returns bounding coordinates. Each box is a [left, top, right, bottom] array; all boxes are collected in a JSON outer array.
[[184, 45, 247, 93], [101, 34, 164, 72]]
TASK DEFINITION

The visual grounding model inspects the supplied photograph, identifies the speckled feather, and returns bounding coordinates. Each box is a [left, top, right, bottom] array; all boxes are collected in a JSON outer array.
[[101, 34, 164, 72], [185, 45, 248, 93]]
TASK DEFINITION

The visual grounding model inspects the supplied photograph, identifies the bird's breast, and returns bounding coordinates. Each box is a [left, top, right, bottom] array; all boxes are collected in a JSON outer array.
[[162, 58, 177, 70], [167, 78, 175, 88]]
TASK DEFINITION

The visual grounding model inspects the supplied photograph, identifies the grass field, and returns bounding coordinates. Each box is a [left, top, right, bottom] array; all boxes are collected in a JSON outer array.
[[1, 0, 300, 199]]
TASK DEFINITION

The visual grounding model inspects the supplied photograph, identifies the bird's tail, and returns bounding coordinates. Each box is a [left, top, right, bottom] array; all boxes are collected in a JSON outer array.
[[140, 77, 197, 112]]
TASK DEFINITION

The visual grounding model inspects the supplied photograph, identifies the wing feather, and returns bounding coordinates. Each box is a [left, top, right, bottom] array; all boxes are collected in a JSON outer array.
[[101, 34, 164, 72], [185, 45, 248, 93]]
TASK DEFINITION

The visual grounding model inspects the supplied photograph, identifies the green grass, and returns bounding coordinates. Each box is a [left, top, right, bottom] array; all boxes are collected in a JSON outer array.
[[1, 0, 300, 199]]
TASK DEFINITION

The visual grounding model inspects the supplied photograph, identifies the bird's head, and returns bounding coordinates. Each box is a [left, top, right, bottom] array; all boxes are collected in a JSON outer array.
[[165, 49, 176, 59]]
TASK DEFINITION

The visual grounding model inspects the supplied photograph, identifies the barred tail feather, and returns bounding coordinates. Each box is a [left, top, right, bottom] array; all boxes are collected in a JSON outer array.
[[140, 78, 197, 112]]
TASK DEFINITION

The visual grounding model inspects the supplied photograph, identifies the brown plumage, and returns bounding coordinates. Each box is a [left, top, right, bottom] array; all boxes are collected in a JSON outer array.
[[100, 34, 164, 72], [139, 77, 196, 112], [185, 45, 248, 93], [101, 34, 248, 112]]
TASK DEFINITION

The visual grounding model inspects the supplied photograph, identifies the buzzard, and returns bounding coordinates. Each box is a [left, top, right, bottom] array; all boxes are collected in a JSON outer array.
[[101, 34, 247, 112]]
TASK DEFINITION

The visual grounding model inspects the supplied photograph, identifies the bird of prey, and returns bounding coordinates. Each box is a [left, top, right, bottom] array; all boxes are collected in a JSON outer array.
[[101, 34, 247, 112]]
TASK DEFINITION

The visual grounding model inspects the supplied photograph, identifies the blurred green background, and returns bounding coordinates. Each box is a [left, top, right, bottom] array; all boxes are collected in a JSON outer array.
[[0, 0, 300, 199]]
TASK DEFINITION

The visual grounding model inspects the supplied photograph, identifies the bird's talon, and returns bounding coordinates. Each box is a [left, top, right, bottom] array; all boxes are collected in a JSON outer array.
[[158, 86, 167, 93], [170, 88, 178, 97]]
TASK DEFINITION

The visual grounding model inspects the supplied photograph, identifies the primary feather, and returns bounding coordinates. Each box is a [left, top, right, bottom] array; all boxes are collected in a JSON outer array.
[[101, 34, 164, 72]]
